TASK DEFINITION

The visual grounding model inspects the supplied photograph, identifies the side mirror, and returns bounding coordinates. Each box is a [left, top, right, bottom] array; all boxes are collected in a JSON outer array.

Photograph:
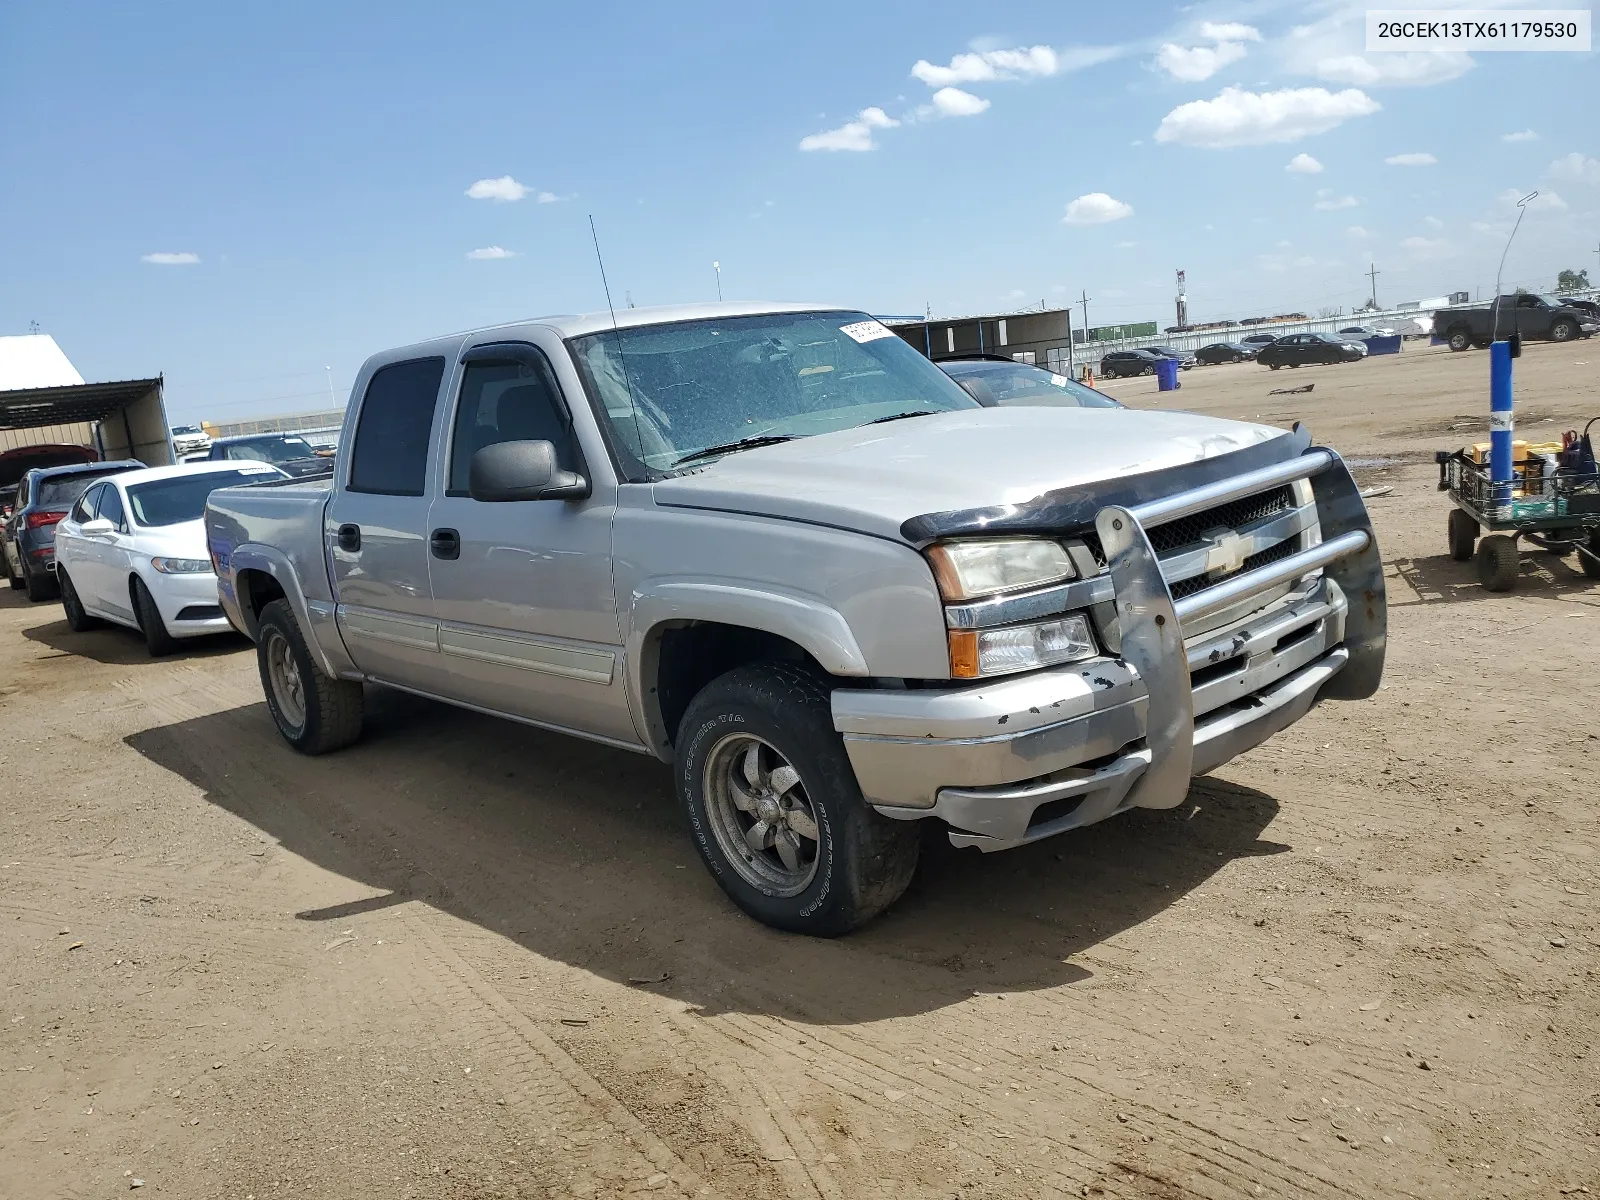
[[80, 517, 115, 536], [468, 440, 589, 503]]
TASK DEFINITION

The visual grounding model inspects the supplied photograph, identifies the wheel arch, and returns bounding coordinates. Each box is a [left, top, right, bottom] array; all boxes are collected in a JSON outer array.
[[226, 544, 355, 679]]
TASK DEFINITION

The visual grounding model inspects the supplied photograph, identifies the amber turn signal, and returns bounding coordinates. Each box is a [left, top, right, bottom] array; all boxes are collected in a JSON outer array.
[[947, 629, 980, 679]]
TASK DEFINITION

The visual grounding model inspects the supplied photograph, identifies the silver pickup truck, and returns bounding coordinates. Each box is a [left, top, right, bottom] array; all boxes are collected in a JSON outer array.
[[205, 303, 1386, 935]]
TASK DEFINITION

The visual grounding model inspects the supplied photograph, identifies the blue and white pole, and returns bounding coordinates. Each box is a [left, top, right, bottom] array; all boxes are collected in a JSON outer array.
[[1489, 340, 1514, 510]]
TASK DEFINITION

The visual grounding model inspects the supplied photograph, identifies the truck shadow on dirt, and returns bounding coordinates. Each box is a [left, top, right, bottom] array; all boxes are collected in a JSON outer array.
[[1391, 551, 1600, 607], [126, 686, 1289, 1024], [22, 615, 249, 665]]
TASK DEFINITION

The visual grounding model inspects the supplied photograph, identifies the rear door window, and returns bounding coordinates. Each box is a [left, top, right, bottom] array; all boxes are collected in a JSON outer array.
[[348, 357, 447, 495]]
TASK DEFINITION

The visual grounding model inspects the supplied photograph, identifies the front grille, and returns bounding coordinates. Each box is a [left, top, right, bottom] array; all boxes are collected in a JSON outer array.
[[1080, 485, 1295, 564], [1169, 535, 1299, 599]]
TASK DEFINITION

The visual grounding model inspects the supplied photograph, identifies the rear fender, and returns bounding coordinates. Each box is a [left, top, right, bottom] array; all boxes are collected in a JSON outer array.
[[227, 543, 357, 679]]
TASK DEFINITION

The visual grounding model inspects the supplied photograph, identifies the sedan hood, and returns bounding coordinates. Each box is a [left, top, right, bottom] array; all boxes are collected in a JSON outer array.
[[650, 407, 1289, 542], [134, 518, 210, 559]]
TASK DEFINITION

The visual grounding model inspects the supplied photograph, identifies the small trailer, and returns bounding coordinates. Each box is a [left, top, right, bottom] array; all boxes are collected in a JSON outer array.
[[1436, 420, 1600, 591]]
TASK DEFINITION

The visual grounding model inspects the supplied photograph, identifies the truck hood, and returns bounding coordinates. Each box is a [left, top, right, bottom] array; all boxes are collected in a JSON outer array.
[[650, 407, 1292, 543]]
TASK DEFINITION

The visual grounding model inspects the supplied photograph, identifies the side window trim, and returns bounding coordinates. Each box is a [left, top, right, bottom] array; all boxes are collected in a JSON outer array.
[[446, 342, 581, 499]]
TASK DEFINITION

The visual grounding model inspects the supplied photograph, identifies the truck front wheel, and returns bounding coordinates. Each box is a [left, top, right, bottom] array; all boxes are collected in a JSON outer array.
[[676, 663, 919, 936], [1550, 318, 1578, 342], [257, 598, 363, 754]]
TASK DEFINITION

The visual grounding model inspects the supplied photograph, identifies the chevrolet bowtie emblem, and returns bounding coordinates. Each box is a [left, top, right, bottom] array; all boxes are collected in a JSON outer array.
[[1203, 527, 1248, 576]]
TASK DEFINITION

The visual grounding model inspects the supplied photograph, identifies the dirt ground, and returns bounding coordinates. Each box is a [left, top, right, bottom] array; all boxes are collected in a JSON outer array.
[[2, 340, 1597, 1200]]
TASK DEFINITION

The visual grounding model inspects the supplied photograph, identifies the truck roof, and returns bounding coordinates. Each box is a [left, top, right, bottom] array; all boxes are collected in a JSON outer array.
[[392, 302, 854, 359]]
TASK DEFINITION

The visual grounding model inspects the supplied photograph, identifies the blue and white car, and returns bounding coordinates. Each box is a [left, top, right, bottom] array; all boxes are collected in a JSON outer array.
[[52, 460, 287, 655]]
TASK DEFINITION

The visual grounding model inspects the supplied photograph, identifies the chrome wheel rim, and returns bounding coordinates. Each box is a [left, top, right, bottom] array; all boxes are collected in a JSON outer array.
[[703, 733, 820, 896], [265, 630, 307, 729]]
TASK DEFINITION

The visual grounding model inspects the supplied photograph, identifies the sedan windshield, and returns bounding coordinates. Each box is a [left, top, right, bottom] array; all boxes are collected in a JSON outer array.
[[226, 437, 315, 464], [942, 361, 1121, 409], [126, 468, 283, 527], [569, 311, 978, 474]]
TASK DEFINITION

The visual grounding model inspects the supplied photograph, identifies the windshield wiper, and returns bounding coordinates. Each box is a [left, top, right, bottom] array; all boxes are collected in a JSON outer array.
[[671, 434, 801, 468], [863, 410, 939, 426]]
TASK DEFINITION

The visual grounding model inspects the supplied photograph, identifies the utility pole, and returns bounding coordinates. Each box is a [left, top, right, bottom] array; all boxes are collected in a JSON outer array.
[[324, 366, 337, 408], [1079, 290, 1092, 339], [1366, 262, 1380, 310], [713, 261, 722, 302]]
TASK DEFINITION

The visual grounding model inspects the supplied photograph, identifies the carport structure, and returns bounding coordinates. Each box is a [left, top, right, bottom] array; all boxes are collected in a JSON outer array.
[[0, 376, 174, 465]]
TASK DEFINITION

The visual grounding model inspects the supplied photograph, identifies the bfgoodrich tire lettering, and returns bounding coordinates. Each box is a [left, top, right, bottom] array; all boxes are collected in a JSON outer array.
[[676, 663, 919, 936], [256, 598, 364, 754]]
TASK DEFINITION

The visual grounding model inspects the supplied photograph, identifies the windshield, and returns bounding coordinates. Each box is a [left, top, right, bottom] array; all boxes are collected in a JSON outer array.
[[226, 437, 314, 464], [126, 468, 283, 527], [37, 470, 128, 511], [172, 425, 201, 435], [942, 361, 1121, 409], [569, 311, 977, 474]]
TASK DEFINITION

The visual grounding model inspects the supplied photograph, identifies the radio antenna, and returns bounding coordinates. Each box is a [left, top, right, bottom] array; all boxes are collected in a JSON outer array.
[[589, 214, 647, 470]]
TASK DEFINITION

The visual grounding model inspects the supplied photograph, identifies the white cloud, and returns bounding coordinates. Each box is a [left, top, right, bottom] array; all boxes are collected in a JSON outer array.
[[1311, 51, 1472, 87], [140, 251, 200, 265], [1314, 194, 1360, 210], [1114, 240, 1138, 248], [928, 86, 989, 117], [1547, 152, 1600, 186], [799, 106, 899, 152], [1199, 22, 1262, 43], [1502, 129, 1538, 143], [1424, 215, 1443, 229], [465, 176, 529, 202], [1156, 40, 1249, 82], [1501, 188, 1566, 210], [1154, 86, 1380, 148], [1385, 152, 1437, 166], [1346, 225, 1369, 239], [910, 45, 1064, 86], [1401, 235, 1451, 258], [1285, 152, 1324, 174], [466, 246, 516, 260], [536, 191, 561, 203], [1062, 192, 1133, 225]]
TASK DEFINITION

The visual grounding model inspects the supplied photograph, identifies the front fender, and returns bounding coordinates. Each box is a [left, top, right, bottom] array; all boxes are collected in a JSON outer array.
[[626, 579, 869, 757], [227, 543, 356, 680]]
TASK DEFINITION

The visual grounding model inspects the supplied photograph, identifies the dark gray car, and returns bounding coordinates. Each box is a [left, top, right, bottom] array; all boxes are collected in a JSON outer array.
[[1, 461, 142, 600]]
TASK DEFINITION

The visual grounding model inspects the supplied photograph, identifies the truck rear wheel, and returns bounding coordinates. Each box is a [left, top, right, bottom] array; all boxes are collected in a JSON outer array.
[[1580, 534, 1600, 580], [257, 598, 363, 754], [1476, 534, 1519, 592], [1446, 328, 1472, 352], [1447, 509, 1478, 562], [675, 662, 919, 936]]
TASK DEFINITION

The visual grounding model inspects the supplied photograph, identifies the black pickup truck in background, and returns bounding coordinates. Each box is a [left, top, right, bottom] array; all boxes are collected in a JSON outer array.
[[1433, 293, 1600, 351]]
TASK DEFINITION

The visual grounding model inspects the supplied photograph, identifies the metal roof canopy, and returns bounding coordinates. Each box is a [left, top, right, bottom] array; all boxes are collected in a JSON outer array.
[[0, 377, 163, 431]]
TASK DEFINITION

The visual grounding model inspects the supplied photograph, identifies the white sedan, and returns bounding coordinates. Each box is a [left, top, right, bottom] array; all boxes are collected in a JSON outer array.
[[53, 460, 287, 655]]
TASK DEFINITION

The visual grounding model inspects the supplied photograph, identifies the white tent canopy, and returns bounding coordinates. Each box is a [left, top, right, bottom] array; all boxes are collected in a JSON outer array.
[[0, 334, 86, 391]]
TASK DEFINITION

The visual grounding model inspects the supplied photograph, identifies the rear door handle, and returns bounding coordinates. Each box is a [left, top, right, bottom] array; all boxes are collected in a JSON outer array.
[[430, 527, 460, 561], [336, 523, 361, 553]]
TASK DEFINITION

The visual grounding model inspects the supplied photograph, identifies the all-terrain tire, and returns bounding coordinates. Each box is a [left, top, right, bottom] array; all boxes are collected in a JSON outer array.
[[132, 577, 179, 656], [256, 598, 363, 754], [1447, 508, 1479, 562], [675, 662, 919, 936], [58, 569, 100, 631], [1447, 328, 1472, 352], [1476, 534, 1519, 592], [1580, 534, 1600, 580]]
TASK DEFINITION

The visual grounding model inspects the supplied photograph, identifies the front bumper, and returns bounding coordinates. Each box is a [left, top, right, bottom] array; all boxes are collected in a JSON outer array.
[[832, 444, 1386, 851], [146, 570, 232, 637]]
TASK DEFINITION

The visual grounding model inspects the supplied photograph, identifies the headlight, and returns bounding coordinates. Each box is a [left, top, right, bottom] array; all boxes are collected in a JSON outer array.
[[947, 614, 1096, 679], [924, 538, 1074, 601], [150, 557, 212, 574]]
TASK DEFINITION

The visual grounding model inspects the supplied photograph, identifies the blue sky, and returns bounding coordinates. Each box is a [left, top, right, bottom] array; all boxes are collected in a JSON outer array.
[[2, 0, 1596, 423]]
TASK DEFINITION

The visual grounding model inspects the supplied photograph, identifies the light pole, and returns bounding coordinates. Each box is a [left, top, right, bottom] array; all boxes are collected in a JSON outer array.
[[325, 366, 338, 408], [713, 261, 722, 302]]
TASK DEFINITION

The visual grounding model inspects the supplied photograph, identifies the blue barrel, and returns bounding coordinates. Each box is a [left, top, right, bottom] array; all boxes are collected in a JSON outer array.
[[1155, 357, 1181, 392]]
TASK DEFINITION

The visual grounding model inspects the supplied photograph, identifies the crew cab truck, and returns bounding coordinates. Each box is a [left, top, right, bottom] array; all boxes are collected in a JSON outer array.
[[1434, 293, 1599, 351], [205, 303, 1387, 935]]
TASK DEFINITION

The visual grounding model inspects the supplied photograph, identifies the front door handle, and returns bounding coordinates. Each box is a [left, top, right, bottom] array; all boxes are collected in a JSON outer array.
[[430, 527, 460, 561], [336, 523, 361, 553]]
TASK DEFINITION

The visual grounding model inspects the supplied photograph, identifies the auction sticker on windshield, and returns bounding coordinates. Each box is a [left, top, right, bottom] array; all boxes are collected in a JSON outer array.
[[839, 319, 896, 344]]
